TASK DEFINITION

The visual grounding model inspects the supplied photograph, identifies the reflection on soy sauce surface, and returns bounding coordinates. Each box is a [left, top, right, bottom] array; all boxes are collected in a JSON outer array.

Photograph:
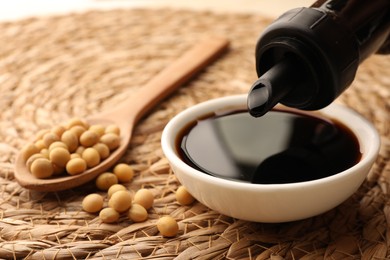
[[177, 109, 361, 184]]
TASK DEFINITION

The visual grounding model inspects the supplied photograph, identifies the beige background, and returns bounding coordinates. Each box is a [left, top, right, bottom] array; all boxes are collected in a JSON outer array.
[[0, 0, 313, 21]]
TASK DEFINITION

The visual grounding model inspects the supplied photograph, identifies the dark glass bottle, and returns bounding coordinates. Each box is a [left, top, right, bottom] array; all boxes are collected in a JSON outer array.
[[248, 0, 390, 117]]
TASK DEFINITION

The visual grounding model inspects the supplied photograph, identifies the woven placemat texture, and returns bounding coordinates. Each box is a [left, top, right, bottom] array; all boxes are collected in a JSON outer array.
[[0, 8, 389, 259]]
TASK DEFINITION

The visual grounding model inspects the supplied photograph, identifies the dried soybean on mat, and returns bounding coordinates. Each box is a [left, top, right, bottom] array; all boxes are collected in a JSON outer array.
[[0, 8, 389, 260]]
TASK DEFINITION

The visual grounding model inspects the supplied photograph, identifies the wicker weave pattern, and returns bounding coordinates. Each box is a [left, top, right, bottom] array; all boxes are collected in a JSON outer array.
[[0, 9, 389, 259]]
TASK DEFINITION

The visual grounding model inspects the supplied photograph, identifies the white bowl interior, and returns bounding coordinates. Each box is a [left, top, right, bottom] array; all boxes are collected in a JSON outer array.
[[161, 94, 380, 222]]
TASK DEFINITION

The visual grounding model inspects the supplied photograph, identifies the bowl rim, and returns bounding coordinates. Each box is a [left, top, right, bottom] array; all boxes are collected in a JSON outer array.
[[161, 94, 380, 191]]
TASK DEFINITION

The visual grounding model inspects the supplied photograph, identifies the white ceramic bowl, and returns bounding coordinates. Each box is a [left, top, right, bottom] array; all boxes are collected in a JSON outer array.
[[161, 94, 380, 223]]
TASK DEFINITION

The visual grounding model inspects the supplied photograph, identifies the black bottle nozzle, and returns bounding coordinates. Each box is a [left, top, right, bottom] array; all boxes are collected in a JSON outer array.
[[248, 57, 300, 117], [248, 1, 389, 117]]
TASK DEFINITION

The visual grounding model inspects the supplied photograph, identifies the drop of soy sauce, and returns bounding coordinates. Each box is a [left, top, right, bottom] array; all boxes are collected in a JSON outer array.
[[176, 109, 361, 184]]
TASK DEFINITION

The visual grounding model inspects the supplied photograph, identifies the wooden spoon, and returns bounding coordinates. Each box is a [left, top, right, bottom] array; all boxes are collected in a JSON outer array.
[[14, 37, 229, 192]]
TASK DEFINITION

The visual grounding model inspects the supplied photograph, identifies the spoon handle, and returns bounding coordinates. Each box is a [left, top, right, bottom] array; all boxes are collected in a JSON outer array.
[[104, 37, 229, 122]]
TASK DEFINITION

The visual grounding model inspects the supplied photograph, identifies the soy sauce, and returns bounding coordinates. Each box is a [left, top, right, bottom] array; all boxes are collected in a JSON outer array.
[[177, 109, 361, 184]]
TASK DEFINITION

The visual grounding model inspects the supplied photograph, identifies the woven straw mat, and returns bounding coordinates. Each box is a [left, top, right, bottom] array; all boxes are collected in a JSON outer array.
[[0, 8, 389, 260]]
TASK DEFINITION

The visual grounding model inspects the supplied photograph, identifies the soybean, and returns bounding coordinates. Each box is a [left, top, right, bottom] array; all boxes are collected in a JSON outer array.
[[70, 153, 81, 159], [93, 143, 110, 160], [34, 139, 46, 151], [176, 186, 195, 206], [96, 172, 118, 191], [48, 141, 68, 151], [40, 149, 49, 158], [128, 204, 148, 222], [99, 207, 120, 223], [26, 153, 45, 171], [89, 124, 105, 137], [75, 146, 86, 155], [82, 193, 104, 213], [51, 125, 66, 137], [82, 148, 101, 168], [35, 129, 50, 141], [113, 163, 134, 183], [105, 124, 120, 135], [108, 190, 132, 213], [67, 117, 89, 129], [80, 130, 99, 147], [69, 125, 86, 138], [157, 216, 179, 237], [66, 158, 87, 175], [61, 130, 79, 152], [49, 147, 70, 168], [30, 158, 53, 179], [100, 133, 120, 151], [42, 132, 60, 148], [21, 143, 39, 162], [107, 184, 127, 198], [133, 188, 154, 210]]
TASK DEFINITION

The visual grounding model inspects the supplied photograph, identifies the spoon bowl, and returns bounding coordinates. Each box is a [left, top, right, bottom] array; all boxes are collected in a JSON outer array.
[[14, 37, 229, 192]]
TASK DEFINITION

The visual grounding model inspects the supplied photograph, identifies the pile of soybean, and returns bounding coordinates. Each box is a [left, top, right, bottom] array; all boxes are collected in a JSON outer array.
[[21, 117, 196, 237], [21, 118, 120, 178], [83, 163, 196, 237]]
